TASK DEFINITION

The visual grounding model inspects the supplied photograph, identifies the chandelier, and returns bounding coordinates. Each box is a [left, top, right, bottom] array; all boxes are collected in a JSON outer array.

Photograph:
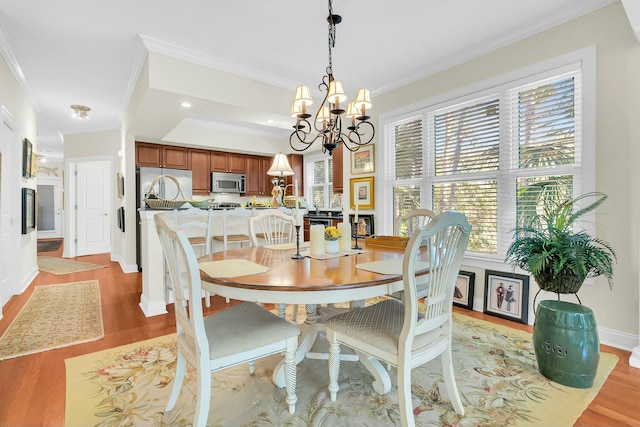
[[70, 104, 91, 120], [289, 0, 374, 156]]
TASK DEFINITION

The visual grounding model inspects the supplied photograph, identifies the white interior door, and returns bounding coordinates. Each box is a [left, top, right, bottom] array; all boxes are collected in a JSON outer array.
[[37, 179, 62, 239], [77, 160, 111, 256]]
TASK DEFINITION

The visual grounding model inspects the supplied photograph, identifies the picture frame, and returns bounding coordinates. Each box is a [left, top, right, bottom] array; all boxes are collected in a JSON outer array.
[[30, 151, 38, 178], [117, 172, 125, 198], [350, 176, 374, 210], [350, 144, 375, 175], [483, 269, 529, 324], [22, 138, 32, 178], [453, 270, 475, 310], [22, 187, 36, 234], [348, 213, 374, 238]]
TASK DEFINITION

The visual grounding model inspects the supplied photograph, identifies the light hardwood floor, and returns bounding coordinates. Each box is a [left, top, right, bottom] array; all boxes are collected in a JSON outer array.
[[0, 243, 638, 426]]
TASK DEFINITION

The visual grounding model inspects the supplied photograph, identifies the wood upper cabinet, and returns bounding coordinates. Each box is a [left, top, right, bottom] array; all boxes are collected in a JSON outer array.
[[210, 151, 246, 173], [135, 142, 189, 170], [189, 149, 211, 195], [284, 154, 304, 195], [332, 143, 344, 194], [245, 155, 272, 196]]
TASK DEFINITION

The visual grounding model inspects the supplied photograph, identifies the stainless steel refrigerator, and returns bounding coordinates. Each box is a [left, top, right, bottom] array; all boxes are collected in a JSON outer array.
[[136, 166, 193, 270]]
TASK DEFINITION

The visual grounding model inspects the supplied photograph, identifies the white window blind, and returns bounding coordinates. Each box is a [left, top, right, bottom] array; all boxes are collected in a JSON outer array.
[[383, 63, 585, 261]]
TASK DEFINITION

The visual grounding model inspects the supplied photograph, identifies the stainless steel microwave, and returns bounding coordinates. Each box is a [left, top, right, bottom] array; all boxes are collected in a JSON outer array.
[[211, 172, 245, 194]]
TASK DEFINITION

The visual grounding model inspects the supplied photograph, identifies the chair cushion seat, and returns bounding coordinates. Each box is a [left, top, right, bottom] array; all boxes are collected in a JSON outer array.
[[325, 299, 442, 354], [204, 302, 300, 360]]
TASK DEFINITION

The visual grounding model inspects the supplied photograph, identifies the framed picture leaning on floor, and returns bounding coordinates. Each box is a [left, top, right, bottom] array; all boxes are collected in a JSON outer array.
[[483, 270, 529, 324]]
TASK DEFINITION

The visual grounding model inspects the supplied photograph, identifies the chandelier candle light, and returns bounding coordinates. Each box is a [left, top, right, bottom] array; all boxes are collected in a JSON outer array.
[[289, 0, 375, 156]]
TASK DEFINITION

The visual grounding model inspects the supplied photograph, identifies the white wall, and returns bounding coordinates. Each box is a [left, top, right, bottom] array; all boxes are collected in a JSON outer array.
[[0, 46, 38, 298]]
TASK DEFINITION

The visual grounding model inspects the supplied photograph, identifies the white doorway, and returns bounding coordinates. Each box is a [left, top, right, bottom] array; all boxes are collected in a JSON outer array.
[[37, 178, 63, 239], [65, 158, 112, 257]]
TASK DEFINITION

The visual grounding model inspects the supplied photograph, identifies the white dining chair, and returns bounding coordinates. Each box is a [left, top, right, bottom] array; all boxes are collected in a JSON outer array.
[[249, 209, 296, 247], [154, 212, 300, 427], [325, 210, 471, 427], [249, 209, 298, 319]]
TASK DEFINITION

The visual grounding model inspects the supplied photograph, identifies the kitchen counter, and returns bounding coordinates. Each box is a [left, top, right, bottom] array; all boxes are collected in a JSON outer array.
[[137, 206, 302, 317]]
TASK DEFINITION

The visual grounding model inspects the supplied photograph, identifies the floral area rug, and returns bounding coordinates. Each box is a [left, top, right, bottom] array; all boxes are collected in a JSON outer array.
[[65, 312, 617, 427], [0, 280, 103, 360]]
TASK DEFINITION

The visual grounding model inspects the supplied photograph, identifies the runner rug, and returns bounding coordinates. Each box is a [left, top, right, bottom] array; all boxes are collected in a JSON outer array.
[[0, 280, 103, 361], [65, 312, 617, 427], [37, 256, 106, 275]]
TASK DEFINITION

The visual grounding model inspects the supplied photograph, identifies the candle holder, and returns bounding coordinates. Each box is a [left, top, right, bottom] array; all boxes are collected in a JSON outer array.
[[352, 221, 362, 250], [292, 225, 305, 259]]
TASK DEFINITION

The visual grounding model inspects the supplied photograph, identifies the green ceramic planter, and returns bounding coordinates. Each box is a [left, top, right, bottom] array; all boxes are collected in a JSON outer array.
[[533, 300, 599, 388]]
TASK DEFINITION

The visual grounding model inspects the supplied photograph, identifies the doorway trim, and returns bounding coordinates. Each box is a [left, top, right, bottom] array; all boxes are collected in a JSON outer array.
[[64, 155, 113, 258]]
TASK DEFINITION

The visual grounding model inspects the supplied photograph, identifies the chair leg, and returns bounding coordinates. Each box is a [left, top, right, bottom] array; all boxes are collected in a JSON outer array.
[[204, 291, 211, 308], [248, 360, 255, 375], [193, 362, 212, 427], [397, 363, 415, 427], [327, 330, 341, 401], [166, 351, 186, 412], [442, 347, 465, 415], [284, 337, 298, 414]]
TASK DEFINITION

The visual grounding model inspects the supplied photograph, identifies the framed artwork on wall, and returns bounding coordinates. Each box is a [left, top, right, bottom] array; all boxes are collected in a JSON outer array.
[[117, 172, 125, 198], [350, 176, 374, 209], [351, 144, 375, 175], [30, 151, 38, 177], [22, 138, 32, 178], [22, 187, 36, 234], [483, 269, 529, 324], [453, 270, 475, 310]]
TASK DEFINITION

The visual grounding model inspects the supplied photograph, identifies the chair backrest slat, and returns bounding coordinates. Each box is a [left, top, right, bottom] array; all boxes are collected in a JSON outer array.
[[395, 208, 436, 238]]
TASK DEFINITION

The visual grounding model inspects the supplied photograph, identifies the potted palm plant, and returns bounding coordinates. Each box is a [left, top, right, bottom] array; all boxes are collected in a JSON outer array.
[[505, 191, 616, 297], [505, 191, 616, 388]]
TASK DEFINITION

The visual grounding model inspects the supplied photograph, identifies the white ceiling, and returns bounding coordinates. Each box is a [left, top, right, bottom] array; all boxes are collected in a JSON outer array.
[[0, 0, 634, 161]]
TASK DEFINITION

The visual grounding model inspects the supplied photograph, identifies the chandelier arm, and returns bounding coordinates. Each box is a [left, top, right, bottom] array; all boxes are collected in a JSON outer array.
[[289, 127, 325, 152]]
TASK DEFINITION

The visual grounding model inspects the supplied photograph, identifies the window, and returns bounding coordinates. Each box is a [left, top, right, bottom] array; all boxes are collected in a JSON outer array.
[[306, 154, 342, 210], [382, 51, 594, 263]]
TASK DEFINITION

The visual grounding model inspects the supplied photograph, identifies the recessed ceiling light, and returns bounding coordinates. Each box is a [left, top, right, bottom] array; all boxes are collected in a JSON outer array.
[[266, 119, 275, 124], [181, 102, 192, 108]]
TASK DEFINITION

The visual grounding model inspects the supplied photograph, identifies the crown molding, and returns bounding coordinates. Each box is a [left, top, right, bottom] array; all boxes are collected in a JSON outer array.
[[118, 35, 149, 123]]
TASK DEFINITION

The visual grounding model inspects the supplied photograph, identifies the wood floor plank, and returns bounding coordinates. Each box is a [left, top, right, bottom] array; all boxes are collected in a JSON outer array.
[[0, 246, 637, 426]]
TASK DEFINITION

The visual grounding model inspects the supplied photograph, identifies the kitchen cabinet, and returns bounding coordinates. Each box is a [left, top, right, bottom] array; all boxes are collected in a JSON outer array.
[[284, 154, 304, 195], [245, 155, 272, 196], [332, 143, 344, 194], [210, 151, 246, 173], [136, 142, 189, 170], [189, 149, 211, 195]]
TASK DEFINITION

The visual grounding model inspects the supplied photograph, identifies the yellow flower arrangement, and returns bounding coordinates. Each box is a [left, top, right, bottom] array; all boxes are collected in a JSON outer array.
[[324, 225, 341, 241]]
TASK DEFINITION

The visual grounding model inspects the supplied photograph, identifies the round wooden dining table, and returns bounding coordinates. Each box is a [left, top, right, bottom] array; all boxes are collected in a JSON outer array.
[[198, 242, 418, 394]]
